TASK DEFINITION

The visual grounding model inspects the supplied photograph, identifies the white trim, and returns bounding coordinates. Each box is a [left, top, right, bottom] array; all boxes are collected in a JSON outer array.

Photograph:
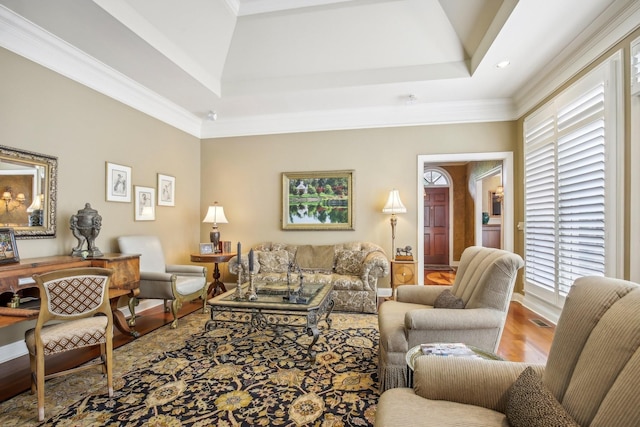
[[0, 6, 202, 138], [515, 0, 640, 118], [201, 99, 517, 139], [416, 152, 514, 286]]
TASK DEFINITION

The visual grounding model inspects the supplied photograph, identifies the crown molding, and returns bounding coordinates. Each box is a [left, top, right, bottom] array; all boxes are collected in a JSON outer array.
[[201, 99, 517, 139], [515, 0, 640, 117], [0, 5, 520, 140], [0, 6, 202, 138]]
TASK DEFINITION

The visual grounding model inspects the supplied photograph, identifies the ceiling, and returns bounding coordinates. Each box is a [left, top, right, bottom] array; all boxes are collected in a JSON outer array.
[[0, 0, 636, 138]]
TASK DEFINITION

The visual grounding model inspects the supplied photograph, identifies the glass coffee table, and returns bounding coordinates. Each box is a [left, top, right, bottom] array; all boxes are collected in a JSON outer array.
[[205, 282, 334, 363]]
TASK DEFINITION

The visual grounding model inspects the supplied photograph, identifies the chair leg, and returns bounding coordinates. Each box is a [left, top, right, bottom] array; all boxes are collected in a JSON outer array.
[[28, 352, 36, 395], [170, 298, 181, 329], [164, 299, 170, 313], [36, 351, 45, 422], [105, 337, 113, 397]]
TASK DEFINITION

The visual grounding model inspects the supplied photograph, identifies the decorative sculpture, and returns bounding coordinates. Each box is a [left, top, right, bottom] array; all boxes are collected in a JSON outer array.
[[70, 203, 103, 258]]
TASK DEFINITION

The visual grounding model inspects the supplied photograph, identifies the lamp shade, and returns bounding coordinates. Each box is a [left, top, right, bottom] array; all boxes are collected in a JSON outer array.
[[382, 189, 407, 214], [203, 203, 229, 224], [27, 194, 43, 212]]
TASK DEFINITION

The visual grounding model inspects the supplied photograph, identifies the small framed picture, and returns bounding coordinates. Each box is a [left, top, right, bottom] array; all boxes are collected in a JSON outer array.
[[106, 162, 132, 203], [157, 173, 175, 207], [0, 228, 20, 264], [134, 186, 155, 221], [199, 243, 214, 254]]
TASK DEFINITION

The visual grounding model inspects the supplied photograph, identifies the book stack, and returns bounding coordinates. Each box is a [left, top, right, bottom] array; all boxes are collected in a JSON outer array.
[[221, 241, 232, 253], [419, 343, 481, 358]]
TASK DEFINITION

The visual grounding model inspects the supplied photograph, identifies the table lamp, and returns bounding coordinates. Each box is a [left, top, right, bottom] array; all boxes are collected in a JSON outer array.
[[382, 189, 406, 259], [203, 202, 229, 253]]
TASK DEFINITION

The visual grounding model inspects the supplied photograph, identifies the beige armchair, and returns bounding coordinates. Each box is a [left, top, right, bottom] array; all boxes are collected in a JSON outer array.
[[376, 276, 640, 426], [378, 246, 524, 391], [117, 235, 207, 329]]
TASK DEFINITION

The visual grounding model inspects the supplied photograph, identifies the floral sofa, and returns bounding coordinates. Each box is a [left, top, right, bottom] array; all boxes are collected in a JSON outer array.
[[228, 242, 389, 313]]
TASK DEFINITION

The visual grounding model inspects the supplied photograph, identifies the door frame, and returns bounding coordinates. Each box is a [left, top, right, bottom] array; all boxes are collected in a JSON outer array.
[[417, 152, 514, 286]]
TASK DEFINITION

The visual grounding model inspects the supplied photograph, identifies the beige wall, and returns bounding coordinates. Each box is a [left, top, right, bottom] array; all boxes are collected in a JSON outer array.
[[201, 122, 517, 289], [1, 48, 202, 263], [0, 48, 202, 348]]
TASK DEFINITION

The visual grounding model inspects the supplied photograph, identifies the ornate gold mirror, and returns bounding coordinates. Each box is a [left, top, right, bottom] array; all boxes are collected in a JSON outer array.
[[0, 145, 57, 239]]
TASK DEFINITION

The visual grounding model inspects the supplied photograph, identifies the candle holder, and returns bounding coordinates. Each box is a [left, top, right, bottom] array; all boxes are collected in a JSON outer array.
[[234, 268, 244, 300], [245, 272, 257, 301]]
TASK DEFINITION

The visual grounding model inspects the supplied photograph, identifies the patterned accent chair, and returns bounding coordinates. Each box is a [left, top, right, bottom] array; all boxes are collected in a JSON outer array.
[[117, 235, 208, 329], [378, 246, 524, 391], [24, 267, 114, 422], [375, 276, 640, 426]]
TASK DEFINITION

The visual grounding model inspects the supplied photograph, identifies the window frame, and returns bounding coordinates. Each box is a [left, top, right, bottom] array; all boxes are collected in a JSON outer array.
[[523, 52, 624, 313]]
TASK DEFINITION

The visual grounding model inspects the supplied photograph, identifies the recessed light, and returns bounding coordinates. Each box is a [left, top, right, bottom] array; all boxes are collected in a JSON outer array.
[[496, 60, 511, 69]]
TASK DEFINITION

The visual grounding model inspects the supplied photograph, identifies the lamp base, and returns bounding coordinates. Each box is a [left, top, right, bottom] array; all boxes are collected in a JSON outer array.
[[210, 229, 221, 253]]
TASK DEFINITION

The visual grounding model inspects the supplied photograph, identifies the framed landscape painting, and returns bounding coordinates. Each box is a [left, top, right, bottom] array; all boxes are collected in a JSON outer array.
[[282, 170, 354, 230]]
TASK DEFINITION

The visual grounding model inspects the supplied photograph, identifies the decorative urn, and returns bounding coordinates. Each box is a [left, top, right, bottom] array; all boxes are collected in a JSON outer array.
[[70, 203, 103, 258]]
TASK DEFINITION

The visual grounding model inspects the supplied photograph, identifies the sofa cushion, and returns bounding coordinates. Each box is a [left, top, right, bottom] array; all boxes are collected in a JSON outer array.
[[335, 250, 366, 276], [258, 250, 290, 273], [295, 245, 335, 271], [506, 366, 579, 427], [433, 289, 465, 309]]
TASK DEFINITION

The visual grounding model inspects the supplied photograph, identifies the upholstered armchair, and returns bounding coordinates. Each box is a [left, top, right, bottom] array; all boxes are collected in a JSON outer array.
[[117, 235, 207, 329], [25, 267, 114, 422], [376, 276, 640, 426], [378, 246, 524, 391]]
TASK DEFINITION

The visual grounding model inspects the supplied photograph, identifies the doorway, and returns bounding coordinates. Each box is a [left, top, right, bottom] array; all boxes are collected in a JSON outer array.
[[416, 152, 514, 285]]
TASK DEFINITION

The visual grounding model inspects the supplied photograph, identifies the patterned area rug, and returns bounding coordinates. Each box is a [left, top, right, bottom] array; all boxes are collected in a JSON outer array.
[[0, 311, 379, 426]]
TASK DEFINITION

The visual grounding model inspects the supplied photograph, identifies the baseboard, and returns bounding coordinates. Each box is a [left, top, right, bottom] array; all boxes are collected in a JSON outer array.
[[0, 299, 164, 365]]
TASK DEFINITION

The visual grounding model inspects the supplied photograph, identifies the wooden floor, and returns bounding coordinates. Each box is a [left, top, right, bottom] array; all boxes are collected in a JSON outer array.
[[0, 297, 554, 403]]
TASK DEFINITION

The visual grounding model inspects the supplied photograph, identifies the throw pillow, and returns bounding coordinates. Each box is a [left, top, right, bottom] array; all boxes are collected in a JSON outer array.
[[335, 250, 366, 276], [258, 250, 289, 273], [433, 289, 465, 309], [295, 245, 335, 271], [506, 366, 579, 427]]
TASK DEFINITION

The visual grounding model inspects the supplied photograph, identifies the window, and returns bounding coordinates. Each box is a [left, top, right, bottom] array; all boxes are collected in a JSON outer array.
[[523, 55, 622, 309], [423, 169, 449, 186]]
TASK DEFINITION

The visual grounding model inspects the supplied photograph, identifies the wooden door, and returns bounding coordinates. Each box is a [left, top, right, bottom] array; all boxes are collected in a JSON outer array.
[[424, 187, 449, 265]]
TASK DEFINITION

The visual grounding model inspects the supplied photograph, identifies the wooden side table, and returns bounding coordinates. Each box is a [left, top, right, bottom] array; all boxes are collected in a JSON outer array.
[[191, 252, 236, 298], [390, 259, 418, 291]]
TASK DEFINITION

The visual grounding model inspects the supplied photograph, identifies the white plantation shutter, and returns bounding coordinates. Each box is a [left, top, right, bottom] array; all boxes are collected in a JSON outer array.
[[524, 58, 619, 308], [556, 84, 606, 295], [631, 37, 640, 95], [524, 111, 556, 294]]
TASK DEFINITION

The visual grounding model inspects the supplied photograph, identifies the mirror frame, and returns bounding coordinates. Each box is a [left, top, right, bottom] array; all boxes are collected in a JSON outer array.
[[0, 145, 57, 239]]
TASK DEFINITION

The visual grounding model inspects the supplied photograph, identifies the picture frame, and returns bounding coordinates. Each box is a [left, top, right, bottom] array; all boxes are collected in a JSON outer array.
[[134, 186, 155, 221], [106, 162, 132, 203], [0, 228, 20, 264], [282, 170, 354, 230], [157, 173, 175, 206], [199, 243, 214, 254]]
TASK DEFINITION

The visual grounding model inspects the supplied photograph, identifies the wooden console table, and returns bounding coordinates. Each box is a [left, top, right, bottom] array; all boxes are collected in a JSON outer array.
[[0, 254, 141, 337]]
